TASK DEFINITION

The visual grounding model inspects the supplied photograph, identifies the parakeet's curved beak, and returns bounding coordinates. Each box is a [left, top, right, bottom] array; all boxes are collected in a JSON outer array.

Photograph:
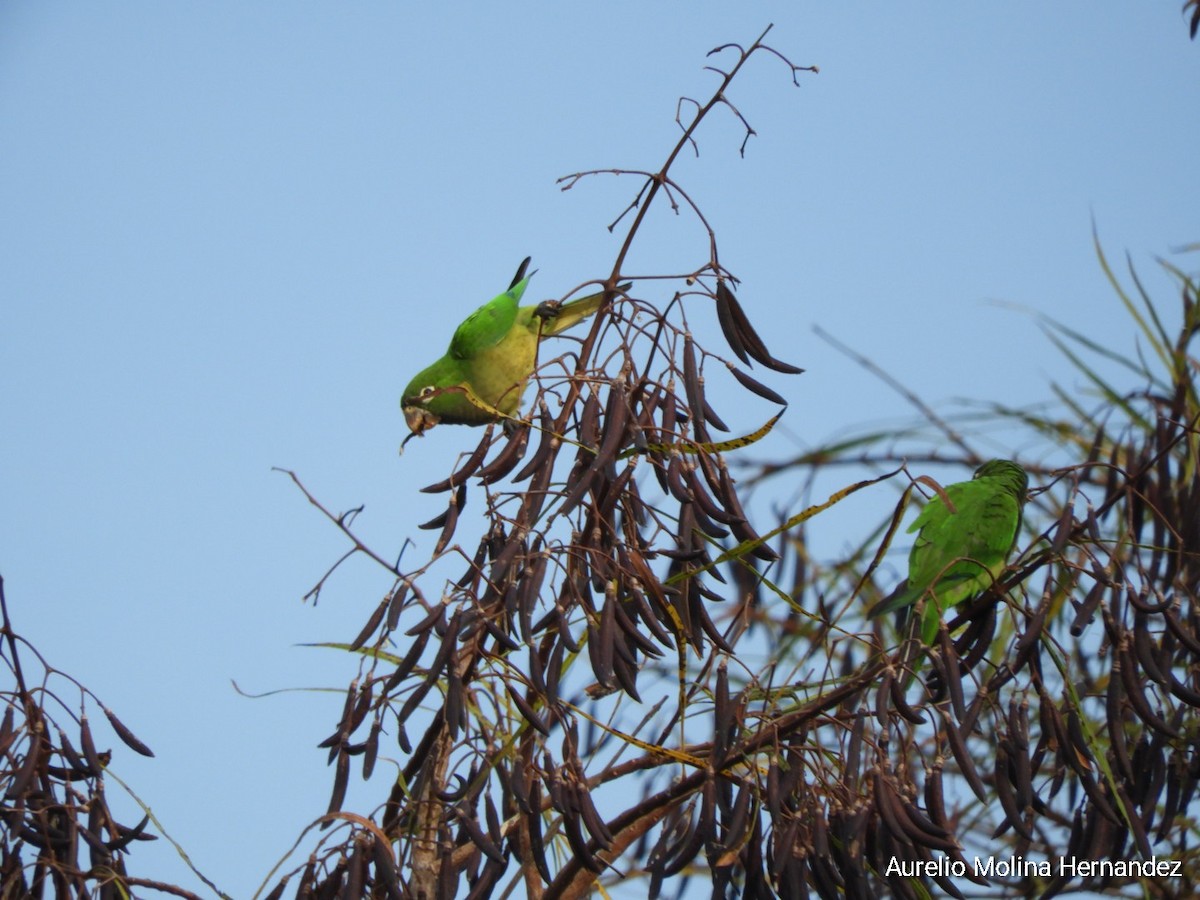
[[403, 405, 440, 436]]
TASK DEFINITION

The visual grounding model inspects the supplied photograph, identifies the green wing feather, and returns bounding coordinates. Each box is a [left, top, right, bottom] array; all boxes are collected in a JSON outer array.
[[449, 276, 528, 359], [870, 460, 1028, 627]]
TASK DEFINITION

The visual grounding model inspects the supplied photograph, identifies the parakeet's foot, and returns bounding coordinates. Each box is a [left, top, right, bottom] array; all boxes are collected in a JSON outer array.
[[534, 299, 562, 321]]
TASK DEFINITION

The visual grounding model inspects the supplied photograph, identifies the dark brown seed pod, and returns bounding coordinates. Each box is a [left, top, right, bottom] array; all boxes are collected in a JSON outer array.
[[361, 718, 382, 781], [1118, 643, 1176, 734], [596, 460, 636, 524], [1176, 753, 1200, 828], [844, 710, 865, 790], [455, 806, 505, 864], [385, 582, 410, 632], [723, 782, 753, 852], [513, 400, 559, 483], [728, 365, 787, 406], [923, 764, 951, 835], [417, 508, 450, 530], [716, 280, 805, 374], [713, 662, 732, 760], [434, 483, 467, 554], [871, 772, 914, 849], [665, 457, 693, 505], [1071, 580, 1107, 636], [899, 798, 960, 853], [1083, 802, 1114, 858], [1010, 599, 1048, 675], [874, 672, 894, 730], [714, 280, 751, 365], [318, 683, 358, 751], [1132, 613, 1168, 685], [477, 421, 530, 484], [397, 628, 459, 725], [1158, 752, 1184, 841], [505, 684, 549, 736], [685, 464, 741, 526], [445, 665, 464, 740], [690, 589, 734, 653], [578, 389, 602, 448], [1009, 731, 1037, 827], [1163, 607, 1200, 655], [617, 577, 675, 648], [344, 834, 365, 899], [420, 425, 495, 494], [55, 728, 91, 779], [327, 750, 349, 815], [934, 630, 966, 720], [588, 595, 617, 692], [525, 792, 552, 884], [347, 682, 374, 737], [104, 812, 151, 851], [575, 782, 615, 848], [612, 597, 663, 659], [484, 791, 503, 846], [889, 675, 928, 725], [682, 333, 708, 439], [372, 836, 404, 900], [97, 707, 152, 758], [720, 470, 779, 562], [991, 742, 1034, 841], [387, 628, 431, 695], [594, 381, 631, 466], [1117, 780, 1154, 858], [660, 807, 706, 877], [0, 707, 15, 758], [78, 715, 105, 778], [689, 496, 730, 540], [349, 598, 390, 652], [726, 513, 779, 563], [702, 395, 730, 432], [557, 460, 598, 518], [941, 712, 988, 803], [6, 737, 43, 799], [658, 387, 680, 451], [1166, 667, 1200, 708]]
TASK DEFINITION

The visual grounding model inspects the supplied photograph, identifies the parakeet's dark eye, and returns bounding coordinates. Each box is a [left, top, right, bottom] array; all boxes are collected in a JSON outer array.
[[419, 386, 436, 399]]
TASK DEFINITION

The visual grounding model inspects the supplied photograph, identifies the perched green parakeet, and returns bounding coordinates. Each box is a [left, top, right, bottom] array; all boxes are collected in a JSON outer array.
[[869, 459, 1028, 644], [401, 258, 622, 437]]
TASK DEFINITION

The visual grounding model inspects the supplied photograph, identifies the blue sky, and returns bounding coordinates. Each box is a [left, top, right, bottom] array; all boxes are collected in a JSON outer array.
[[1, 4, 1197, 896]]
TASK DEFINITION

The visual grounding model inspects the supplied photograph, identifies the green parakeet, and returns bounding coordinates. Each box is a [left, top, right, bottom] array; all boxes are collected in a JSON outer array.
[[401, 258, 622, 437], [869, 459, 1028, 644]]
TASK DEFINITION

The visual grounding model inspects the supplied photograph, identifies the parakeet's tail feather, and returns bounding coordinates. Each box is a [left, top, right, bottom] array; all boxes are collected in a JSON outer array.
[[509, 257, 532, 290]]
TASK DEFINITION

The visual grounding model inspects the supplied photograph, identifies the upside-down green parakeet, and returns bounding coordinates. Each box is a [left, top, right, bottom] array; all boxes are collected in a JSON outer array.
[[401, 258, 623, 437], [869, 459, 1028, 644]]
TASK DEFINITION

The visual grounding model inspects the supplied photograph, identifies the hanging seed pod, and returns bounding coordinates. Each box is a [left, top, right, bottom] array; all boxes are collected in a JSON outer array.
[[421, 425, 495, 493], [714, 280, 751, 365], [682, 334, 709, 442], [477, 421, 531, 484], [727, 364, 788, 406], [435, 483, 468, 554], [513, 400, 559, 483], [715, 281, 805, 374], [940, 712, 988, 803]]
